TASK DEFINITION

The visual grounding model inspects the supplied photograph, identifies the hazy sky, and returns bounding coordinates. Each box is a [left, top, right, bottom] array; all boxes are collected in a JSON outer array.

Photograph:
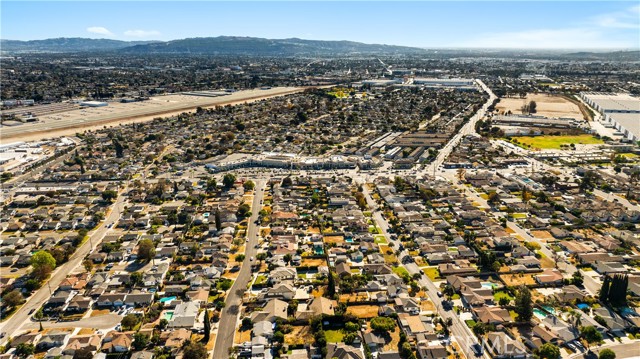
[[2, 1, 639, 49]]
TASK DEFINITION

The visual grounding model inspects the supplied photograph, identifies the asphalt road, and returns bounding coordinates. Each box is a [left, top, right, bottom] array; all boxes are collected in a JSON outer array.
[[212, 179, 266, 359], [360, 184, 488, 359], [568, 342, 640, 359], [423, 79, 497, 177], [22, 313, 122, 330], [0, 192, 125, 343]]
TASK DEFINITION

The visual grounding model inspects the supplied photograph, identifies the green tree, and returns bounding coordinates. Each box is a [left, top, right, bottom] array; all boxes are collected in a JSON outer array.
[[282, 177, 293, 187], [133, 332, 149, 350], [237, 203, 251, 218], [31, 251, 56, 281], [3, 290, 24, 308], [514, 285, 533, 322], [472, 322, 488, 337], [235, 254, 245, 262], [538, 343, 561, 359], [157, 318, 168, 330], [101, 190, 118, 203], [83, 259, 94, 272], [572, 271, 584, 287], [14, 343, 35, 357], [130, 272, 143, 287], [243, 180, 255, 191], [326, 271, 336, 298], [121, 314, 140, 330], [137, 239, 156, 262], [580, 326, 603, 351], [242, 317, 252, 328], [203, 310, 211, 343], [370, 316, 396, 333], [598, 348, 616, 359], [223, 173, 237, 189], [599, 275, 611, 302], [183, 342, 207, 359], [206, 178, 217, 194]]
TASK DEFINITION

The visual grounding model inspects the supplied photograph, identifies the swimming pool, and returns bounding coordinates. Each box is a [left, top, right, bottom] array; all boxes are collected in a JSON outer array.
[[576, 303, 590, 310], [159, 296, 177, 303], [533, 308, 547, 319], [163, 311, 174, 321], [620, 307, 635, 315], [541, 305, 557, 315], [481, 282, 498, 289]]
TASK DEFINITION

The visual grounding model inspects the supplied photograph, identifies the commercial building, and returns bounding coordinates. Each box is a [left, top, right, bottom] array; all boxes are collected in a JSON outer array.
[[580, 92, 640, 141], [412, 78, 475, 88], [79, 101, 108, 107], [493, 115, 577, 129]]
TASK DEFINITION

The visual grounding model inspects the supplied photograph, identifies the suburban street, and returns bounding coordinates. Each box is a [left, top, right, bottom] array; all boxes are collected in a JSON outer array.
[[360, 183, 488, 359], [568, 341, 640, 359], [0, 193, 125, 343], [212, 179, 266, 359]]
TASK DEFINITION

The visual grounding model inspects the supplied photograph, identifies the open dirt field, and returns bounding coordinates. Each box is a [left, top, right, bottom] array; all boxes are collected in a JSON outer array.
[[285, 325, 314, 346], [234, 327, 251, 344], [496, 93, 584, 121], [500, 273, 537, 286], [346, 305, 379, 318], [323, 236, 344, 244], [530, 230, 554, 241], [339, 292, 370, 303], [3, 87, 304, 142], [301, 258, 327, 267]]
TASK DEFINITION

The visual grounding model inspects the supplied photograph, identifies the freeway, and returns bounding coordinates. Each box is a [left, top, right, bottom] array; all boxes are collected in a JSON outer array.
[[212, 180, 266, 359]]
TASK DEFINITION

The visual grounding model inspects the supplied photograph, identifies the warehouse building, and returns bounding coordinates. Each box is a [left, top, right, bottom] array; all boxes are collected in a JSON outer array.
[[580, 92, 640, 141]]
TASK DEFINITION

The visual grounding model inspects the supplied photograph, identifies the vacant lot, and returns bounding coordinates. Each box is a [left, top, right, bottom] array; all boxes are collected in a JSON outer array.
[[285, 325, 314, 345], [301, 258, 327, 267], [346, 305, 379, 318], [324, 236, 344, 244], [511, 135, 604, 150], [500, 273, 537, 286], [339, 292, 370, 303], [530, 230, 553, 241], [420, 300, 436, 312], [496, 93, 584, 120]]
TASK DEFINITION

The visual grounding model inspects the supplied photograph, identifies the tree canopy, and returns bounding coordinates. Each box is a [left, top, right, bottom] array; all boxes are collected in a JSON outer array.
[[137, 239, 156, 262], [31, 251, 56, 281], [514, 285, 533, 322], [223, 173, 236, 189], [370, 316, 396, 333], [538, 343, 561, 359]]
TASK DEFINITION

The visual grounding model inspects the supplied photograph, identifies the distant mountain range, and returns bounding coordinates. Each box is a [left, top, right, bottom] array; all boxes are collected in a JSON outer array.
[[1, 36, 425, 55], [0, 38, 158, 53], [1, 36, 638, 60]]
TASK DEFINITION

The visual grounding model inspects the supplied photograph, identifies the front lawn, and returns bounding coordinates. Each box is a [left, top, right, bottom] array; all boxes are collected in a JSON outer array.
[[392, 266, 410, 278], [374, 235, 388, 244], [423, 267, 440, 281], [254, 275, 268, 285]]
